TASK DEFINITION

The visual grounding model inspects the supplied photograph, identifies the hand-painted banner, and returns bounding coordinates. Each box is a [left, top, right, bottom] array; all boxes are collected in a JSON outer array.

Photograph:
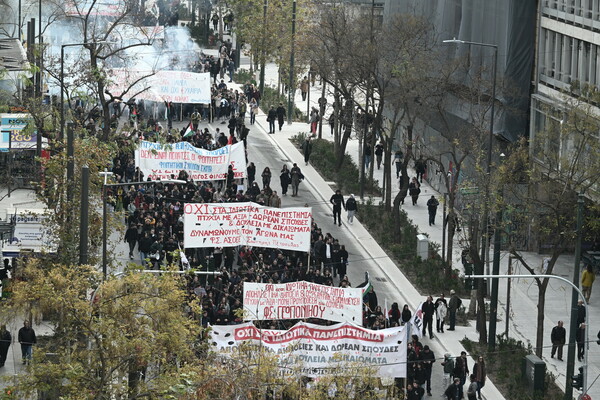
[[410, 302, 424, 338], [183, 202, 312, 251], [243, 281, 363, 324], [210, 321, 407, 378], [135, 140, 246, 181], [110, 69, 212, 104]]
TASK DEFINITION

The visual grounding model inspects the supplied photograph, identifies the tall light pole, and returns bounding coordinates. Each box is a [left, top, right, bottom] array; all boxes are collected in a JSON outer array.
[[286, 0, 297, 125], [565, 194, 585, 400], [443, 38, 498, 345]]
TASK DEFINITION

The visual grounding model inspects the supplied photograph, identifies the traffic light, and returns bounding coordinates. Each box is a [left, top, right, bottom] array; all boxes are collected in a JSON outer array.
[[571, 367, 583, 390]]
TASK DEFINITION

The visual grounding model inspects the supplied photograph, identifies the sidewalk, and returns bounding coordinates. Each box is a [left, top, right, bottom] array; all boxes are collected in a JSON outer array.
[[241, 56, 596, 398]]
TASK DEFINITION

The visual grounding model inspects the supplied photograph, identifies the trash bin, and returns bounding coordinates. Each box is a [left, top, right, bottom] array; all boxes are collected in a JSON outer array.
[[417, 234, 429, 260]]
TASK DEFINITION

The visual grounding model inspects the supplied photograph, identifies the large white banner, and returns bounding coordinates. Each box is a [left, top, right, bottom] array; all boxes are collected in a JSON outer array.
[[243, 281, 363, 324], [110, 69, 212, 104], [183, 202, 312, 251], [210, 321, 407, 378], [135, 141, 246, 181]]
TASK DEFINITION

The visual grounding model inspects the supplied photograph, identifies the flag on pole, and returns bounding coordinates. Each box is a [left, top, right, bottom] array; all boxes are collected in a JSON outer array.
[[183, 123, 194, 138], [410, 302, 424, 338]]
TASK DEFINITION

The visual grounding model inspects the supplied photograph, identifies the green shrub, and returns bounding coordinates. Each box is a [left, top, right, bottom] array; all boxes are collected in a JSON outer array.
[[291, 133, 380, 195], [233, 69, 256, 86]]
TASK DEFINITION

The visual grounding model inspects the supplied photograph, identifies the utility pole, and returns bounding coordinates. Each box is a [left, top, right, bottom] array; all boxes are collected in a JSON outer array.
[[286, 0, 296, 125], [488, 203, 503, 350], [565, 194, 585, 400]]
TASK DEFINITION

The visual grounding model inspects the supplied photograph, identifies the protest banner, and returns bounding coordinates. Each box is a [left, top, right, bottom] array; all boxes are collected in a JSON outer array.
[[210, 321, 407, 378], [135, 140, 246, 181], [109, 69, 212, 104], [183, 202, 311, 251], [243, 281, 363, 324]]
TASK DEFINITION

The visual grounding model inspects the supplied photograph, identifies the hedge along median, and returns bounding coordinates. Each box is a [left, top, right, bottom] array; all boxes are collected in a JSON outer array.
[[291, 133, 467, 297]]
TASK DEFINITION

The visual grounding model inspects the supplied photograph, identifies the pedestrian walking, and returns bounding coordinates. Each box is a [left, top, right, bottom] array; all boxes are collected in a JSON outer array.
[[276, 102, 286, 131], [280, 164, 291, 196], [261, 167, 272, 189], [577, 322, 586, 361], [435, 293, 448, 333], [422, 295, 435, 339], [409, 177, 421, 205], [407, 382, 425, 400], [270, 191, 281, 208], [419, 345, 435, 396], [346, 194, 358, 224], [18, 320, 36, 364], [0, 324, 10, 367], [415, 155, 427, 183], [550, 320, 566, 360], [441, 353, 454, 392], [309, 107, 319, 135], [300, 77, 309, 101], [445, 377, 462, 400], [401, 304, 412, 325], [453, 351, 469, 398], [375, 142, 384, 170], [448, 289, 462, 330], [473, 356, 486, 399], [582, 264, 595, 303], [290, 163, 303, 197], [330, 190, 346, 226], [302, 137, 312, 165], [249, 98, 258, 125], [427, 195, 440, 226], [124, 223, 139, 260], [394, 149, 403, 178], [247, 162, 256, 186], [267, 105, 276, 133], [190, 108, 201, 131], [364, 144, 372, 171], [466, 374, 479, 400]]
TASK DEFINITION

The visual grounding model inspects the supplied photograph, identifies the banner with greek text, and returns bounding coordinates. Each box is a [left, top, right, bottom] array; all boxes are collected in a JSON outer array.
[[243, 281, 362, 324], [110, 69, 211, 104], [183, 202, 311, 251], [210, 321, 407, 378], [135, 140, 246, 181]]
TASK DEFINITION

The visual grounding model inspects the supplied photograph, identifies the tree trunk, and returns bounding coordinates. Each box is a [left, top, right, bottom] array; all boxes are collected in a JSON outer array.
[[383, 142, 392, 211], [392, 191, 403, 244]]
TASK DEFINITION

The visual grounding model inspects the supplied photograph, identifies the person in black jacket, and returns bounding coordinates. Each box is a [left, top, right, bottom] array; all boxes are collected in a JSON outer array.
[[138, 231, 154, 267], [124, 223, 139, 260], [550, 320, 566, 360], [419, 345, 436, 396], [330, 190, 346, 226], [0, 324, 10, 367], [422, 295, 435, 339], [346, 194, 358, 224], [276, 102, 286, 131], [267, 105, 277, 133], [18, 320, 36, 364]]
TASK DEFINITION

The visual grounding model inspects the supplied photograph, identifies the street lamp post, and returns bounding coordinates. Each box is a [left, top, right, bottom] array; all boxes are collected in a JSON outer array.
[[469, 274, 590, 398], [443, 38, 498, 346]]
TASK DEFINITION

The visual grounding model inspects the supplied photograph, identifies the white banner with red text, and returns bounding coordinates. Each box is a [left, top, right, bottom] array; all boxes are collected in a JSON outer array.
[[135, 140, 246, 181], [410, 302, 424, 338], [210, 321, 407, 378], [243, 281, 363, 324], [183, 202, 312, 251]]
